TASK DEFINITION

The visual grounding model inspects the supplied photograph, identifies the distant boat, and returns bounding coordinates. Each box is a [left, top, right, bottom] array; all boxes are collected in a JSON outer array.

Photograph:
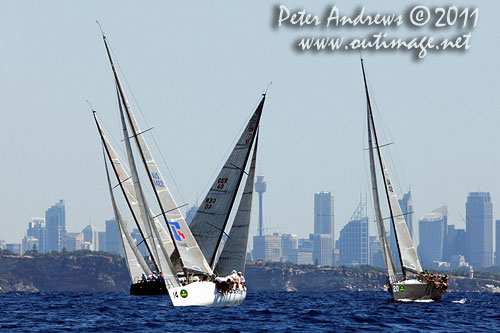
[[93, 29, 264, 306], [361, 59, 447, 301]]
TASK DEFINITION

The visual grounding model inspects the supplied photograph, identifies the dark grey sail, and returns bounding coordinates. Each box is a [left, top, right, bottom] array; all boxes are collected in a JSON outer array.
[[215, 133, 258, 276], [190, 95, 265, 269]]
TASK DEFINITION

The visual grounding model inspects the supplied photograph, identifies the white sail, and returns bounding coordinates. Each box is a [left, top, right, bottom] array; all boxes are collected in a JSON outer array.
[[120, 88, 211, 274], [215, 134, 258, 276], [380, 156, 422, 274], [101, 36, 210, 275], [190, 96, 265, 268], [94, 111, 181, 288], [103, 151, 151, 282], [367, 109, 397, 282]]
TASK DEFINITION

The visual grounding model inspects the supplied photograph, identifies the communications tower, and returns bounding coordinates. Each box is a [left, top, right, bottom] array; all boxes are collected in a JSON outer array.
[[255, 175, 267, 236]]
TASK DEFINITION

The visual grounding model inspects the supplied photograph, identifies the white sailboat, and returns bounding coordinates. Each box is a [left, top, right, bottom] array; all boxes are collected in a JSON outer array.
[[361, 59, 447, 301], [94, 29, 264, 306]]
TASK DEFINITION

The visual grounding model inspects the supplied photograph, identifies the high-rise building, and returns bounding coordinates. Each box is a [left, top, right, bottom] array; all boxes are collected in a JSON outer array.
[[45, 200, 66, 252], [131, 228, 148, 258], [495, 220, 500, 266], [312, 234, 333, 266], [313, 192, 334, 266], [62, 232, 84, 251], [21, 236, 39, 254], [418, 210, 446, 267], [337, 201, 369, 266], [280, 233, 298, 262], [255, 175, 267, 236], [444, 225, 466, 262], [6, 243, 21, 254], [252, 234, 281, 262], [105, 219, 123, 255], [314, 192, 334, 237], [399, 191, 415, 241], [369, 236, 384, 268], [82, 224, 99, 251], [26, 218, 46, 253], [466, 192, 493, 268]]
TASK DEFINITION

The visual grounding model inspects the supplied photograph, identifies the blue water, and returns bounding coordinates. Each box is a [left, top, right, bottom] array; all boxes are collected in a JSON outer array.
[[0, 291, 498, 332]]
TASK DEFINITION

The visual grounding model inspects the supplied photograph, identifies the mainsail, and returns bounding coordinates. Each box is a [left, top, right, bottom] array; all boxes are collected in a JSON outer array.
[[190, 95, 265, 269], [215, 133, 259, 276], [103, 149, 151, 281], [362, 60, 397, 282], [361, 59, 422, 278], [101, 34, 211, 275], [94, 111, 181, 287]]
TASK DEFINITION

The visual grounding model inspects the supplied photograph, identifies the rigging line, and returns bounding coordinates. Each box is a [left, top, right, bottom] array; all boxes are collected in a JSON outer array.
[[363, 142, 395, 150], [365, 70, 406, 200], [106, 41, 189, 207], [195, 94, 263, 205]]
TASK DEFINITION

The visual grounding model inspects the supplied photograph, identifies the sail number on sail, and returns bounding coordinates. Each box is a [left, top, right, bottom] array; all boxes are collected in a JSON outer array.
[[151, 172, 165, 188], [217, 177, 228, 190], [204, 198, 217, 209]]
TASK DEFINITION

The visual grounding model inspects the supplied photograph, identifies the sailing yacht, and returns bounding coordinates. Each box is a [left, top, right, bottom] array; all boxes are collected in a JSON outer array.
[[93, 30, 264, 306], [361, 59, 446, 301]]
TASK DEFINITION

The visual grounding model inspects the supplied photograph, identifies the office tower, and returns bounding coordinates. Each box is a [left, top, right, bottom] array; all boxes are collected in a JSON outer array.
[[82, 224, 99, 251], [98, 232, 106, 252], [252, 234, 281, 261], [26, 218, 46, 253], [313, 192, 334, 266], [496, 220, 500, 266], [369, 236, 384, 268], [314, 192, 334, 237], [62, 232, 84, 251], [337, 201, 369, 266], [131, 228, 148, 258], [21, 236, 39, 254], [185, 205, 198, 225], [45, 200, 66, 252], [255, 175, 267, 236], [444, 225, 466, 262], [105, 219, 123, 255], [399, 191, 415, 240], [466, 192, 493, 268], [417, 209, 446, 267], [312, 234, 333, 266], [280, 233, 298, 262], [6, 243, 21, 254], [287, 248, 313, 264]]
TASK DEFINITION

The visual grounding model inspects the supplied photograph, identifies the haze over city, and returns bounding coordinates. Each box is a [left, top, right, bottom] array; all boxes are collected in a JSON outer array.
[[1, 0, 499, 248]]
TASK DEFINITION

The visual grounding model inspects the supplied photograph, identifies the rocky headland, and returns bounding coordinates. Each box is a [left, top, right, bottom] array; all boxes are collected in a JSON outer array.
[[1, 251, 499, 293]]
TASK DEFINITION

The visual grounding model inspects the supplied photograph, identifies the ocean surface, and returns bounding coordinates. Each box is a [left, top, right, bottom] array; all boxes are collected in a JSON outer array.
[[0, 291, 498, 332]]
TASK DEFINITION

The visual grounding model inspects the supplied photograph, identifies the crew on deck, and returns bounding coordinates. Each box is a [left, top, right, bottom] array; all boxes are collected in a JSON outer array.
[[213, 270, 247, 294]]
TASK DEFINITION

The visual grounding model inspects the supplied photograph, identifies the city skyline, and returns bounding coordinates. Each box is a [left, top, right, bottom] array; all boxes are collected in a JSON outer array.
[[1, 1, 500, 246], [7, 189, 498, 269]]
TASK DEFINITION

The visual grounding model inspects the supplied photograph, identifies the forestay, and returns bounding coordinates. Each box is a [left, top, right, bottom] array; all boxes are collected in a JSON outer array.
[[215, 134, 259, 276], [190, 96, 265, 268]]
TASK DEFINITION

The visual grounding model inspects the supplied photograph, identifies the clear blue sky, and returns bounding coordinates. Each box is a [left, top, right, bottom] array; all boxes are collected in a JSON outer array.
[[1, 1, 499, 246]]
